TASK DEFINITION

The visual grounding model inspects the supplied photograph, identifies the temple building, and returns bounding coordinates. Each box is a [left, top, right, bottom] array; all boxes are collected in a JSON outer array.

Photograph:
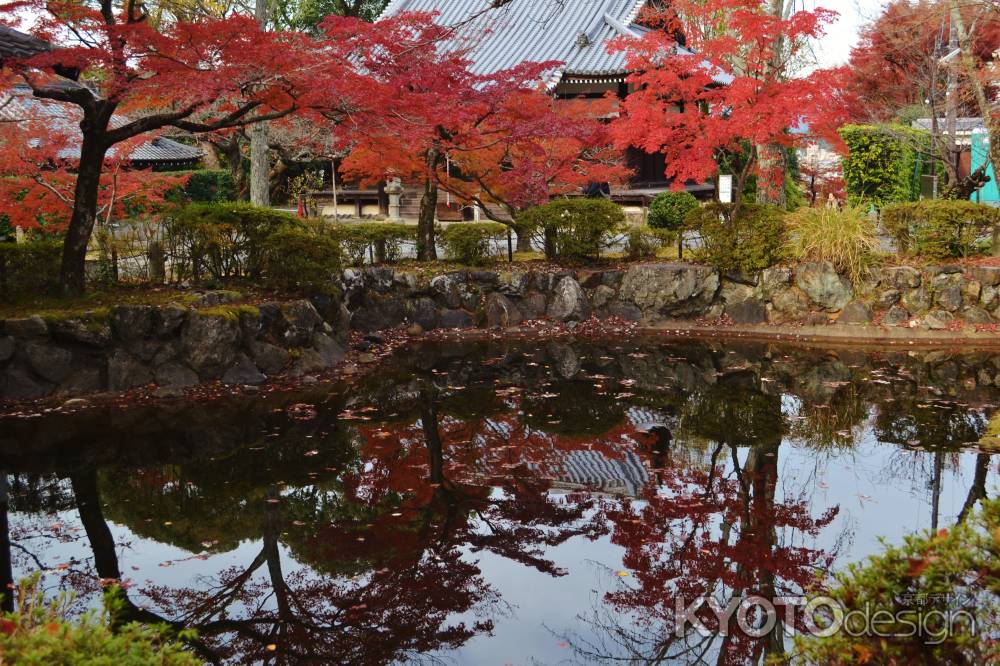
[[324, 0, 724, 221]]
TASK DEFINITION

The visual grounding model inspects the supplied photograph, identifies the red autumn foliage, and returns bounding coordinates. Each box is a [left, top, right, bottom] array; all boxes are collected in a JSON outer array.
[[843, 0, 1000, 123], [609, 1, 845, 196]]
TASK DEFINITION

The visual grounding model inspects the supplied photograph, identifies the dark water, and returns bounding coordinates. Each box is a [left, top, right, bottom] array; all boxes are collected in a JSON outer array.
[[1, 339, 998, 665]]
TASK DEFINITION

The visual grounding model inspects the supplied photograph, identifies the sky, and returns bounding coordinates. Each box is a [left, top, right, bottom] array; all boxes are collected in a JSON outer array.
[[813, 1, 871, 68]]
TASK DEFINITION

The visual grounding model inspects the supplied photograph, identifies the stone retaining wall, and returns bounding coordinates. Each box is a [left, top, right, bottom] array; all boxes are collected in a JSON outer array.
[[343, 261, 1000, 332], [0, 295, 350, 401], [4, 260, 999, 401]]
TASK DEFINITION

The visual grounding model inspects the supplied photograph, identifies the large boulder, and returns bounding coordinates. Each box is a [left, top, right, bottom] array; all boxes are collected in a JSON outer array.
[[110, 305, 155, 341], [50, 318, 112, 348], [0, 336, 13, 363], [155, 363, 199, 389], [619, 263, 720, 316], [546, 277, 590, 322], [758, 267, 794, 300], [725, 300, 767, 325], [794, 262, 852, 311], [2, 316, 48, 340], [154, 304, 188, 337], [970, 266, 1000, 287], [180, 312, 241, 378], [770, 287, 812, 320], [902, 286, 932, 313], [884, 266, 922, 290], [837, 301, 873, 325], [107, 351, 153, 391], [280, 301, 323, 346], [350, 295, 406, 333], [405, 297, 440, 331], [439, 309, 474, 329], [247, 340, 291, 375], [1, 365, 50, 399], [221, 354, 266, 385], [23, 343, 75, 383], [485, 293, 524, 328]]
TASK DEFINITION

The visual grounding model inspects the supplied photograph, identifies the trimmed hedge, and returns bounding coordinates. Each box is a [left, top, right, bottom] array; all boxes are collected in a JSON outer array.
[[333, 222, 416, 266], [882, 200, 1000, 260], [262, 227, 342, 295], [840, 124, 930, 208], [517, 199, 625, 262], [164, 203, 297, 281], [0, 240, 62, 299], [648, 191, 699, 232], [439, 222, 508, 265], [685, 202, 788, 273]]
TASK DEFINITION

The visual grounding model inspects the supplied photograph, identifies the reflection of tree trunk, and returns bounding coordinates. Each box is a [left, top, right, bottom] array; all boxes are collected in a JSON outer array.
[[421, 385, 445, 487], [958, 454, 990, 524], [0, 475, 12, 613], [931, 451, 943, 531], [70, 471, 122, 581]]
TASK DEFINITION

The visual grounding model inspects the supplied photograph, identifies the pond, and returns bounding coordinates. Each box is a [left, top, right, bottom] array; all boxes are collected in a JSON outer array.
[[0, 339, 997, 665]]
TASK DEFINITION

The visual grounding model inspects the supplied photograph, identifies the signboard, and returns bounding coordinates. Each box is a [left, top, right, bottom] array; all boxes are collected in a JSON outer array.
[[718, 175, 734, 204]]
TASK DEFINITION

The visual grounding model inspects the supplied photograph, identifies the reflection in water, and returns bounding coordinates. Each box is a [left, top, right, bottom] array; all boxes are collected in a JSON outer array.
[[0, 340, 998, 664]]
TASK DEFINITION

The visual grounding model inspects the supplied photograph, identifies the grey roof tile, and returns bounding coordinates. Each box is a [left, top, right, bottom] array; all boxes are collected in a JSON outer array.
[[0, 25, 51, 61], [380, 0, 647, 83], [0, 85, 203, 163]]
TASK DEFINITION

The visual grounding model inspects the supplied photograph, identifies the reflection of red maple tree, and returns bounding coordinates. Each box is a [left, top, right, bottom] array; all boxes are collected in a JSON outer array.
[[595, 443, 839, 664]]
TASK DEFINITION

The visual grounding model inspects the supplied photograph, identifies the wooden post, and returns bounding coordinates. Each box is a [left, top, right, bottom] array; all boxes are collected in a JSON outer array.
[[331, 160, 339, 222]]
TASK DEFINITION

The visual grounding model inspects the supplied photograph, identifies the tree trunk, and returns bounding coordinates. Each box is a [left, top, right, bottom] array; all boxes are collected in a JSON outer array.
[[249, 0, 270, 207], [755, 143, 787, 208], [249, 122, 270, 207], [417, 172, 439, 262], [516, 226, 533, 253], [59, 134, 109, 295]]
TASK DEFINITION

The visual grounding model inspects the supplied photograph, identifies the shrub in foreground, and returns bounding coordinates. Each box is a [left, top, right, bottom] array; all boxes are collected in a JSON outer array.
[[647, 191, 699, 233], [882, 200, 1000, 260], [0, 240, 62, 299], [787, 498, 1000, 665], [333, 222, 415, 266], [624, 227, 674, 260], [262, 226, 342, 295], [439, 222, 508, 265], [786, 204, 881, 284], [685, 202, 787, 274], [165, 202, 296, 281], [0, 577, 198, 665], [517, 199, 625, 262]]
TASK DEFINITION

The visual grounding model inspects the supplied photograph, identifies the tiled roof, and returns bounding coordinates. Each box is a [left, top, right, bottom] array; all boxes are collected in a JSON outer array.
[[0, 85, 203, 164], [379, 0, 648, 84], [0, 25, 50, 62]]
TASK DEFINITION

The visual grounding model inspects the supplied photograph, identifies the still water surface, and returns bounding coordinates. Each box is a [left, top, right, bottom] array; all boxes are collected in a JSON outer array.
[[1, 339, 997, 665]]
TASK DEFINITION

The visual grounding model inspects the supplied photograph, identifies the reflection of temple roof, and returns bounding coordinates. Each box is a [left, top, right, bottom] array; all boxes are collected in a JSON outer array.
[[547, 450, 650, 497]]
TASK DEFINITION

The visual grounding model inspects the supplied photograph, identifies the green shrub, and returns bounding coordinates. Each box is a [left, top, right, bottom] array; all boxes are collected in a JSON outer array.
[[163, 170, 237, 204], [0, 577, 198, 665], [685, 202, 787, 273], [164, 203, 297, 281], [624, 227, 674, 260], [333, 222, 416, 266], [786, 204, 881, 284], [881, 200, 1000, 260], [517, 199, 625, 262], [262, 227, 342, 295], [648, 191, 699, 232], [788, 498, 1000, 665], [439, 222, 508, 265], [0, 240, 62, 299], [840, 124, 931, 208]]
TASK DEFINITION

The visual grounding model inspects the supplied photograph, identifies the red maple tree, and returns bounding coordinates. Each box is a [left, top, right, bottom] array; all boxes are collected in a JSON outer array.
[[332, 15, 627, 259], [609, 2, 843, 208]]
